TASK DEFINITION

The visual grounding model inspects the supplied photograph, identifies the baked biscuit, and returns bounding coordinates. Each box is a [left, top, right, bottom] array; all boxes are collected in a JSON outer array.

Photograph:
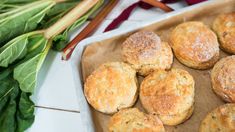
[[122, 31, 173, 76], [108, 108, 165, 132], [140, 69, 195, 125], [170, 21, 219, 69], [199, 103, 235, 132], [84, 62, 138, 114], [211, 55, 235, 103], [213, 12, 235, 54]]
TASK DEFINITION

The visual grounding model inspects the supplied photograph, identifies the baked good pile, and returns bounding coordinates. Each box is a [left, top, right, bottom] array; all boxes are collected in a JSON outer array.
[[84, 12, 235, 132]]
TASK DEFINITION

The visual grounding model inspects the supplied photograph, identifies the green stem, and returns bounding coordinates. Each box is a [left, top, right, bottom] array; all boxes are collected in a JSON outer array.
[[45, 0, 99, 39], [36, 40, 52, 72], [25, 30, 46, 38]]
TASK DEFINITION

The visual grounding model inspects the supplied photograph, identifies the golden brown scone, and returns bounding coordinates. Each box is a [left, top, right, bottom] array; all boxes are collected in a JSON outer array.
[[213, 12, 235, 54], [84, 62, 138, 114], [122, 31, 173, 76], [170, 21, 219, 69], [211, 55, 235, 103], [199, 103, 235, 132], [108, 108, 165, 132], [140, 69, 195, 125]]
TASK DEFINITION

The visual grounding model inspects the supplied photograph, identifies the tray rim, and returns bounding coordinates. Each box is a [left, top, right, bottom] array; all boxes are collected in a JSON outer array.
[[70, 1, 226, 132]]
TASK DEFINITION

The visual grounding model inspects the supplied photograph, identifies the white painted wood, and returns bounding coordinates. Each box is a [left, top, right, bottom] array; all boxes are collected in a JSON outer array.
[[27, 108, 82, 132]]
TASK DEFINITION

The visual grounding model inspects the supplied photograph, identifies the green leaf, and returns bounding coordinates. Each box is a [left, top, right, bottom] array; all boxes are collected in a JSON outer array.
[[0, 69, 35, 132], [14, 54, 43, 93], [16, 92, 34, 132], [0, 0, 55, 45], [0, 70, 18, 132], [0, 92, 17, 132], [0, 0, 38, 13], [0, 35, 28, 67], [45, 1, 78, 17], [14, 42, 51, 93], [0, 32, 47, 67]]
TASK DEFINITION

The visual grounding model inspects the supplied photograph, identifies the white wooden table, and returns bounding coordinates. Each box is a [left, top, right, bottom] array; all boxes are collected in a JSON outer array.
[[28, 0, 187, 131]]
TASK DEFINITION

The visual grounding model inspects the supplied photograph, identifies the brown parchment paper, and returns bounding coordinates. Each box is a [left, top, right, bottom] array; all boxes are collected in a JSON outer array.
[[81, 1, 235, 131]]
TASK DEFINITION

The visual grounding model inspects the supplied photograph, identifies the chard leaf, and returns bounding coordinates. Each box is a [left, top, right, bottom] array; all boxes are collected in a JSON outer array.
[[14, 42, 50, 93], [0, 35, 28, 67], [16, 92, 34, 132], [0, 0, 55, 45], [0, 70, 18, 132], [0, 69, 35, 132], [0, 0, 38, 13], [14, 54, 43, 93], [0, 83, 18, 132], [45, 1, 79, 18], [0, 32, 46, 67]]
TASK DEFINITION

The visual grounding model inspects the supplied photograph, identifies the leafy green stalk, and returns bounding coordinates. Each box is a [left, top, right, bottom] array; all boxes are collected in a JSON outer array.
[[0, 0, 103, 93], [0, 0, 104, 92], [0, 32, 47, 132], [38, 1, 80, 29], [52, 0, 104, 51], [12, 0, 103, 93], [0, 0, 56, 45]]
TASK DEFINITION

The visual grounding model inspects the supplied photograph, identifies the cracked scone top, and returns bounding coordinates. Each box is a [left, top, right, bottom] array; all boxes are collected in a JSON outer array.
[[213, 12, 235, 54], [140, 69, 195, 125], [108, 108, 165, 132], [84, 62, 138, 114], [211, 55, 235, 103], [199, 103, 235, 132], [121, 31, 173, 76], [170, 21, 219, 69]]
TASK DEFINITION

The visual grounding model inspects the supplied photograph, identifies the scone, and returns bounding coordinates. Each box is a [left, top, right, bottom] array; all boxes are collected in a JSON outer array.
[[84, 62, 138, 114], [199, 103, 235, 132], [170, 21, 219, 69], [140, 69, 195, 125], [213, 12, 235, 54], [122, 31, 173, 76], [108, 108, 165, 132], [211, 55, 235, 103]]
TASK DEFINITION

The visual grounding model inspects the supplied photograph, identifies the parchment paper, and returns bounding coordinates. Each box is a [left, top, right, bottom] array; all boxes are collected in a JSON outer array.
[[81, 1, 235, 131]]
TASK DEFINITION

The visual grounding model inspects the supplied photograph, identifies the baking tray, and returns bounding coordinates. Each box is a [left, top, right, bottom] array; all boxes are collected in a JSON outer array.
[[70, 0, 235, 131]]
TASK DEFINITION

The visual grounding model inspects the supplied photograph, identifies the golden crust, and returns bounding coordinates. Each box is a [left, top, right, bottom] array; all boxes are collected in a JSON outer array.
[[213, 12, 235, 54], [199, 103, 235, 132], [140, 69, 195, 125], [170, 21, 220, 69], [211, 55, 235, 103], [157, 105, 194, 126], [84, 62, 138, 114], [122, 31, 173, 76], [108, 108, 165, 132]]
